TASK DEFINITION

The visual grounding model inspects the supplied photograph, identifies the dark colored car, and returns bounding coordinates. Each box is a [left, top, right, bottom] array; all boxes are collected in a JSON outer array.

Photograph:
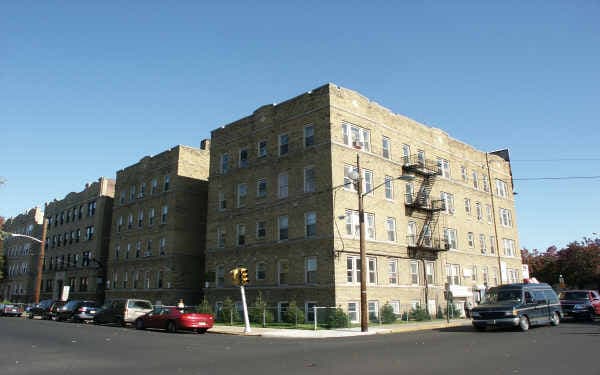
[[471, 283, 562, 331], [559, 290, 600, 320], [55, 300, 98, 322], [94, 299, 153, 326], [135, 306, 214, 334], [28, 299, 64, 320], [0, 304, 23, 317]]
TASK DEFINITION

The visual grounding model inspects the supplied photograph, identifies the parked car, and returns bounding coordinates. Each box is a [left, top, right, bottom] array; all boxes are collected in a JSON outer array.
[[28, 299, 63, 320], [559, 290, 600, 320], [134, 306, 214, 334], [93, 299, 153, 326], [0, 304, 23, 317], [55, 300, 99, 322], [471, 283, 562, 331], [48, 301, 68, 320]]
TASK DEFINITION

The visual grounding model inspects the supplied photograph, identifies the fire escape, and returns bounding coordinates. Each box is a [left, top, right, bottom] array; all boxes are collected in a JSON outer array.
[[403, 154, 449, 260]]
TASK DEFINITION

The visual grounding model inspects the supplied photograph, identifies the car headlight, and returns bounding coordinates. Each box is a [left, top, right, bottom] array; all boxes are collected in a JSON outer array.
[[471, 311, 480, 318], [507, 309, 518, 317]]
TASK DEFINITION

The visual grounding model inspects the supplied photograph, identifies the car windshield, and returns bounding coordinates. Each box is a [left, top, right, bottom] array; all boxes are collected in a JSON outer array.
[[482, 289, 522, 304], [559, 291, 589, 300]]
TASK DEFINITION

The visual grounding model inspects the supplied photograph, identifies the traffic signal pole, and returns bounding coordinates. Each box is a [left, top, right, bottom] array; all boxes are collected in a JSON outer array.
[[240, 285, 251, 333]]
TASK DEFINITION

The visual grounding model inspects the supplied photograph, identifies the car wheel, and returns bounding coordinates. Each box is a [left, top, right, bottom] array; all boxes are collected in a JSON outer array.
[[550, 312, 560, 326], [135, 319, 145, 330], [519, 316, 530, 331], [167, 321, 177, 333], [197, 328, 207, 334]]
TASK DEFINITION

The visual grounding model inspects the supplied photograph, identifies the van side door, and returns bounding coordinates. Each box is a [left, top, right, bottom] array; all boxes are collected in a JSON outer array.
[[532, 289, 550, 323]]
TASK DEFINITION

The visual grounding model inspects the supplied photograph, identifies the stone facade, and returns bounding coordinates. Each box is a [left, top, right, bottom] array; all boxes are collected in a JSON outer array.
[[1, 207, 44, 302], [205, 83, 523, 322], [41, 177, 115, 303], [105, 144, 210, 306]]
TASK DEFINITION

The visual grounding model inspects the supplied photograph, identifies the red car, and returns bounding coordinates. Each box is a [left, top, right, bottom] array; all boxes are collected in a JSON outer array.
[[134, 306, 214, 334]]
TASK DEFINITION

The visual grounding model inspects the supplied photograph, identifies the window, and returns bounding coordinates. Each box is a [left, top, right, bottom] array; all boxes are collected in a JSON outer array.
[[138, 209, 144, 228], [461, 166, 468, 182], [444, 228, 457, 249], [503, 238, 516, 257], [256, 221, 266, 239], [279, 134, 289, 156], [479, 234, 487, 254], [482, 266, 489, 285], [277, 302, 289, 322], [218, 192, 227, 210], [304, 166, 315, 193], [278, 215, 288, 241], [407, 221, 417, 246], [258, 140, 267, 158], [239, 148, 249, 168], [363, 169, 374, 195], [278, 260, 289, 285], [344, 210, 375, 240], [305, 212, 317, 238], [472, 171, 479, 189], [485, 204, 492, 223], [368, 258, 377, 284], [342, 122, 371, 151], [159, 237, 166, 256], [145, 239, 153, 257], [236, 224, 246, 246], [161, 205, 168, 224], [410, 261, 419, 285], [306, 302, 317, 322], [216, 265, 225, 287], [405, 182, 414, 204], [417, 150, 425, 166], [402, 144, 411, 164], [305, 256, 317, 284], [88, 201, 96, 216], [151, 178, 158, 194], [476, 202, 482, 221], [139, 182, 146, 198], [496, 179, 508, 198], [426, 262, 435, 284], [126, 244, 131, 259], [441, 192, 454, 214], [85, 226, 94, 241], [344, 164, 358, 191], [348, 302, 359, 323], [135, 241, 141, 258], [304, 124, 315, 147], [115, 245, 120, 260], [482, 175, 489, 192], [499, 208, 513, 227], [346, 256, 360, 283], [382, 137, 391, 159], [446, 264, 460, 285], [237, 183, 248, 207], [437, 158, 450, 178], [278, 173, 288, 198], [164, 175, 170, 191], [464, 198, 471, 215], [386, 217, 396, 242], [119, 191, 126, 204], [157, 271, 163, 289], [256, 262, 266, 281], [111, 271, 118, 289], [134, 271, 140, 289], [490, 235, 496, 254], [368, 301, 379, 321], [117, 216, 123, 232], [217, 227, 226, 248], [220, 153, 229, 174], [467, 232, 474, 248], [79, 277, 88, 292], [388, 259, 398, 284], [148, 208, 155, 225], [472, 266, 478, 282], [257, 179, 267, 198], [145, 271, 150, 289], [384, 176, 393, 200]]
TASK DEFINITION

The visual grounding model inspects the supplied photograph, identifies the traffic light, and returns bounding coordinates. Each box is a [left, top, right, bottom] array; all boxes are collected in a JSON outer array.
[[239, 268, 249, 285], [229, 268, 240, 286]]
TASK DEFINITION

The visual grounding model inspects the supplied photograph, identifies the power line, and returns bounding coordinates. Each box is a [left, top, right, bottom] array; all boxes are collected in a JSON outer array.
[[514, 175, 600, 181]]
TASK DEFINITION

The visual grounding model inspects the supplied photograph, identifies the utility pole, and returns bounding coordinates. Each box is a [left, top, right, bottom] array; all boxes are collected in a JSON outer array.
[[33, 218, 48, 304], [356, 154, 368, 333]]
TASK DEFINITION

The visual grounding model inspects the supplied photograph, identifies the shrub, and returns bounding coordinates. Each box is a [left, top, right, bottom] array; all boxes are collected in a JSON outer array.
[[248, 292, 274, 324], [196, 297, 213, 314], [218, 297, 239, 323], [380, 303, 397, 324], [445, 303, 462, 319], [409, 305, 431, 321], [324, 308, 348, 328], [284, 300, 304, 325]]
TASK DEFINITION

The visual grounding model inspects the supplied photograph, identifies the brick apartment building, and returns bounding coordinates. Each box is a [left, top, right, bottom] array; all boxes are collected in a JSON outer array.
[[105, 144, 210, 306], [0, 207, 44, 302], [204, 83, 523, 322], [41, 177, 115, 303]]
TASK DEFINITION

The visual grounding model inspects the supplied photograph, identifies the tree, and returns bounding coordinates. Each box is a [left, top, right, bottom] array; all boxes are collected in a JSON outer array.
[[0, 216, 4, 283]]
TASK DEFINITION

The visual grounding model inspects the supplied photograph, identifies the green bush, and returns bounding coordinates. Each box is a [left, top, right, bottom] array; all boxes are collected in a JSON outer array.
[[284, 300, 304, 325], [196, 297, 213, 314], [409, 305, 431, 321], [248, 292, 274, 324], [436, 305, 444, 319], [380, 303, 397, 324], [444, 303, 462, 319], [218, 297, 239, 323], [324, 308, 348, 328]]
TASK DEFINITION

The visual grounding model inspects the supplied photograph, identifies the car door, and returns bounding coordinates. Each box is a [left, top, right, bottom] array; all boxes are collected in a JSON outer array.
[[533, 290, 549, 323], [590, 291, 600, 315]]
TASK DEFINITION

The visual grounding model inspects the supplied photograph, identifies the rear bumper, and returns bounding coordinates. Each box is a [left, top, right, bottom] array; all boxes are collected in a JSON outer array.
[[472, 317, 520, 327]]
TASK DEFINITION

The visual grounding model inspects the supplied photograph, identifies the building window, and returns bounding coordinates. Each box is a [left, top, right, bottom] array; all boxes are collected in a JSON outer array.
[[363, 169, 374, 195], [256, 262, 266, 281], [119, 191, 126, 204], [164, 175, 170, 191], [151, 178, 158, 194], [123, 272, 128, 289], [385, 217, 396, 242], [161, 205, 168, 224], [145, 239, 152, 257], [384, 176, 393, 200], [217, 227, 226, 248], [476, 202, 482, 221], [85, 226, 94, 241], [472, 266, 478, 282], [257, 179, 267, 198], [128, 214, 133, 229], [279, 134, 289, 156], [139, 182, 146, 198], [157, 271, 163, 289], [277, 302, 289, 322], [343, 164, 358, 191], [79, 277, 88, 292], [486, 204, 492, 223], [218, 192, 227, 210], [345, 210, 375, 240], [306, 302, 317, 323], [482, 266, 489, 285], [138, 210, 144, 228], [236, 183, 247, 207], [426, 262, 435, 284], [304, 124, 315, 147], [472, 171, 479, 189], [401, 144, 411, 165], [348, 302, 359, 323], [446, 264, 460, 285], [479, 234, 487, 254], [499, 208, 513, 227], [490, 235, 496, 254], [277, 173, 288, 198], [278, 215, 288, 241], [407, 221, 417, 246], [88, 201, 96, 216], [441, 192, 454, 214], [368, 258, 377, 284], [388, 259, 398, 284], [126, 244, 131, 259], [130, 185, 136, 201], [410, 261, 419, 285], [135, 241, 141, 258], [444, 228, 458, 249], [467, 232, 474, 248], [496, 179, 508, 198], [503, 238, 516, 257], [117, 216, 123, 232], [236, 224, 246, 246], [305, 256, 317, 284], [239, 148, 249, 168], [257, 140, 267, 158], [256, 221, 266, 239], [346, 256, 360, 283], [461, 166, 468, 182], [115, 245, 120, 260], [304, 166, 315, 193], [112, 271, 118, 289], [382, 137, 391, 159], [216, 265, 225, 287], [464, 198, 471, 215], [145, 271, 150, 289], [305, 212, 317, 238], [342, 122, 371, 151], [220, 153, 229, 174], [437, 158, 451, 178], [368, 301, 379, 321], [482, 175, 489, 193], [148, 208, 155, 225], [159, 237, 166, 256], [134, 271, 140, 289], [278, 260, 289, 285]]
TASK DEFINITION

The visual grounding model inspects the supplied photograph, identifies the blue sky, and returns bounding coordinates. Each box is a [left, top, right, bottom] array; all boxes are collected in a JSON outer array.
[[1, 1, 598, 251]]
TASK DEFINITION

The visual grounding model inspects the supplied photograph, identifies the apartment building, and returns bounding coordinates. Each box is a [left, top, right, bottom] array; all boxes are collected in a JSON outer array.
[[204, 83, 523, 322], [105, 144, 210, 306], [41, 177, 115, 303], [0, 207, 44, 302]]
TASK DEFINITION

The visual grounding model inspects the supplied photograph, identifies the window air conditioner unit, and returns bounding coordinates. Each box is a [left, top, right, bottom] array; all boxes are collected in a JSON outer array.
[[444, 243, 451, 250], [352, 141, 363, 149]]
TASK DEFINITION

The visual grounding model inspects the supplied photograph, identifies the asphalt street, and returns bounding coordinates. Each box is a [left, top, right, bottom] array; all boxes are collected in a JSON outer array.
[[0, 317, 598, 375]]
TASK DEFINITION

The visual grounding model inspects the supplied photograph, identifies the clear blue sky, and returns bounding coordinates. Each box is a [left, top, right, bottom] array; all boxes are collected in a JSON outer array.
[[1, 1, 598, 251]]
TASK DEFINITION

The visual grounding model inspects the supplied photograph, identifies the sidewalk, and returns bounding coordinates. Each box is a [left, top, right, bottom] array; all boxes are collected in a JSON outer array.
[[210, 319, 472, 338]]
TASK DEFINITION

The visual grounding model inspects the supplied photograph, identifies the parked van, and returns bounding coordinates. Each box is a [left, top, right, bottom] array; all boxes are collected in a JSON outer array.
[[93, 299, 153, 326], [471, 283, 562, 331]]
